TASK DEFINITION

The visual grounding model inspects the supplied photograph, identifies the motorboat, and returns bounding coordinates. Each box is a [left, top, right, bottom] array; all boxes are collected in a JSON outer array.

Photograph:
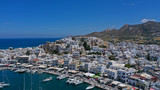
[[57, 75, 66, 80], [31, 70, 37, 74], [18, 69, 26, 73], [74, 80, 83, 85], [66, 78, 75, 84], [14, 69, 26, 73], [0, 71, 10, 88], [86, 85, 95, 90], [26, 69, 31, 73], [0, 82, 10, 87], [37, 70, 43, 74], [42, 77, 52, 82], [0, 85, 3, 89]]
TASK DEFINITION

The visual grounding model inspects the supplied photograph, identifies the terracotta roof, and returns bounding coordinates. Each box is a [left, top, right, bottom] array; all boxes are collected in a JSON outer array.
[[33, 59, 40, 61], [129, 74, 146, 80]]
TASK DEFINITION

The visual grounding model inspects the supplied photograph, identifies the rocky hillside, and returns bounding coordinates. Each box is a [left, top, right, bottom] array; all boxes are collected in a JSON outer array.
[[85, 21, 160, 44]]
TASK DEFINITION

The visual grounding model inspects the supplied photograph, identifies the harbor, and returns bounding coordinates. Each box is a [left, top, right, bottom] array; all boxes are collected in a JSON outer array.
[[0, 67, 106, 90], [0, 69, 101, 90], [0, 36, 159, 90]]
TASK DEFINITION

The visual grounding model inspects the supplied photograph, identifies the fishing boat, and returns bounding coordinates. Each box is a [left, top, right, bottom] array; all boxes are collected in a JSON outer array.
[[42, 77, 52, 82], [86, 85, 95, 90]]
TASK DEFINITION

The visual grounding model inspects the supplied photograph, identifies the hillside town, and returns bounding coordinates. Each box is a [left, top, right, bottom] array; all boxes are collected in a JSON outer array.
[[0, 37, 160, 90]]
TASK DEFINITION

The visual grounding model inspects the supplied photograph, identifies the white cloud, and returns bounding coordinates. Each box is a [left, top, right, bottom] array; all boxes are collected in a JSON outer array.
[[141, 19, 156, 23]]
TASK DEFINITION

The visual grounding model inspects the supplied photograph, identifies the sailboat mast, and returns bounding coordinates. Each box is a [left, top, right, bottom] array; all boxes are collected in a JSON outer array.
[[23, 74, 25, 90], [31, 73, 32, 90]]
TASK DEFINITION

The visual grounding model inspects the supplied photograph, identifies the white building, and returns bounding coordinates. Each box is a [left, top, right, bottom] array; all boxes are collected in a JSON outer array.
[[117, 68, 136, 83], [63, 58, 72, 67], [68, 62, 77, 70], [72, 51, 80, 58], [52, 59, 58, 66], [105, 69, 117, 79]]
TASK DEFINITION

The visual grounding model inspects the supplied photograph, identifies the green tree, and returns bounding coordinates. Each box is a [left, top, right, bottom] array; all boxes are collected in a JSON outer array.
[[147, 53, 151, 61], [25, 51, 30, 55], [83, 41, 90, 50], [52, 50, 58, 54], [124, 64, 134, 68], [80, 38, 85, 42], [108, 55, 117, 60], [66, 45, 70, 48]]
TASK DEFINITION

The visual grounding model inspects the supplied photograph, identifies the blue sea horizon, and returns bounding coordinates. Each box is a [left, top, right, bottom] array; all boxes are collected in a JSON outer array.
[[0, 38, 62, 49]]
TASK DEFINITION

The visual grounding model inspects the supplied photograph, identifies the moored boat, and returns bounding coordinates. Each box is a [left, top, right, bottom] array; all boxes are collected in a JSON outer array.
[[86, 85, 95, 90], [66, 78, 75, 84], [14, 69, 26, 73], [0, 85, 3, 89], [0, 83, 10, 87], [42, 77, 52, 82], [57, 75, 66, 80], [74, 79, 83, 85]]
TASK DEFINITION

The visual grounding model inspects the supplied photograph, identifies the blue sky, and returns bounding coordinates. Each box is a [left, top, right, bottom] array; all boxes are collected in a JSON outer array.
[[0, 0, 160, 38]]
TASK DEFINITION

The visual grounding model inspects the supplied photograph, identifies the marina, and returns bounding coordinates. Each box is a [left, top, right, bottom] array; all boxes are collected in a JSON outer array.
[[0, 69, 101, 90]]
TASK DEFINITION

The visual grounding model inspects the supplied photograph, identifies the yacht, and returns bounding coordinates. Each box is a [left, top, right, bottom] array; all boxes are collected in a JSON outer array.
[[0, 71, 10, 88], [37, 70, 43, 74], [66, 78, 75, 84], [57, 75, 66, 80], [14, 69, 26, 73], [0, 85, 3, 89], [18, 69, 26, 73], [31, 70, 37, 74], [26, 69, 31, 73], [42, 77, 52, 82], [74, 79, 83, 85], [86, 85, 95, 90], [0, 82, 10, 87]]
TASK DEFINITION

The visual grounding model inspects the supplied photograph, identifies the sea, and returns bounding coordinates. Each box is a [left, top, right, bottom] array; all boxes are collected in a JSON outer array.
[[0, 38, 100, 90], [0, 38, 61, 49]]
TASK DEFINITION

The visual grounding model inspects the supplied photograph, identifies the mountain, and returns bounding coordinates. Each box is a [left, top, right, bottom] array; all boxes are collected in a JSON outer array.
[[85, 21, 160, 44]]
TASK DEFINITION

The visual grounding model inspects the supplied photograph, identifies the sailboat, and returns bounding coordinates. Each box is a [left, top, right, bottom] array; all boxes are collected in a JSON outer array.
[[1, 70, 10, 87], [30, 73, 33, 90]]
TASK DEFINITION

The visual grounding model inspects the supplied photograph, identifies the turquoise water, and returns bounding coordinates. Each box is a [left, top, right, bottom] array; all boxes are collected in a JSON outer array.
[[0, 70, 100, 90], [0, 38, 61, 49]]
